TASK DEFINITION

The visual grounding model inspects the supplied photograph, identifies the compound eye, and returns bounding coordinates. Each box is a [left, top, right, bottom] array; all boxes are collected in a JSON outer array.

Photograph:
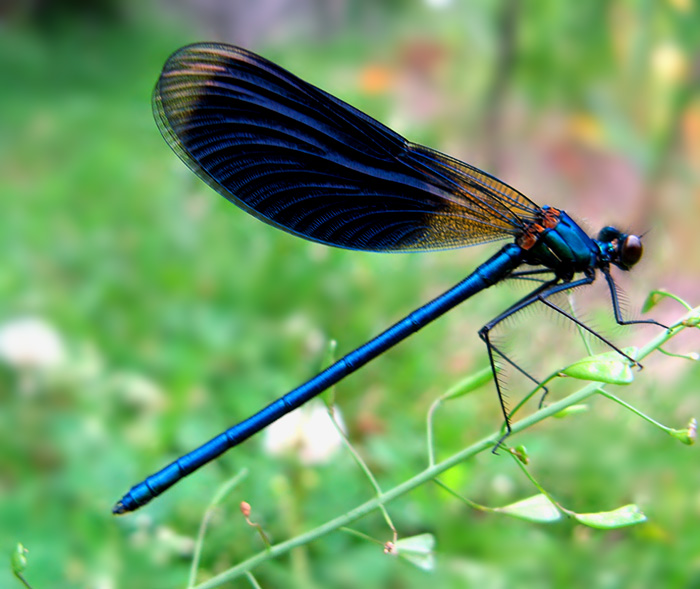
[[620, 235, 643, 268]]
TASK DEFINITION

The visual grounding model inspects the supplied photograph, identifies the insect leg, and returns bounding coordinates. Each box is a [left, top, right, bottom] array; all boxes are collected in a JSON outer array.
[[480, 274, 596, 451], [601, 268, 668, 329]]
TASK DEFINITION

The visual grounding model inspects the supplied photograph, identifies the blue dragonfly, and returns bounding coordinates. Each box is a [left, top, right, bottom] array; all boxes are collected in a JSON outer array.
[[113, 43, 662, 514]]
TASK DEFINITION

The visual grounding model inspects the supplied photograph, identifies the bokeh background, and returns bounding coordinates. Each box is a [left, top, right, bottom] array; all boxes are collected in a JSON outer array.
[[2, 1, 699, 587]]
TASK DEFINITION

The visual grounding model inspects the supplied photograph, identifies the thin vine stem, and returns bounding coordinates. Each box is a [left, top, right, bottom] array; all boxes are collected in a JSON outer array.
[[194, 381, 600, 588], [327, 403, 397, 540], [188, 469, 249, 588], [193, 304, 698, 589]]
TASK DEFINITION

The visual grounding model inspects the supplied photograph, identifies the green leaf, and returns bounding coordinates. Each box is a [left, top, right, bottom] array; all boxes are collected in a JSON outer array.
[[510, 445, 529, 464], [322, 339, 338, 366], [393, 533, 436, 571], [496, 494, 561, 523], [574, 504, 646, 528], [443, 367, 493, 400], [553, 404, 589, 418], [10, 542, 28, 575], [642, 291, 665, 313], [561, 348, 638, 384], [669, 418, 697, 445]]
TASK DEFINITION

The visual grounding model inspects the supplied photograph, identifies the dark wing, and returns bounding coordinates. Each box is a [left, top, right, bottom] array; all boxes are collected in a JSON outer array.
[[153, 43, 542, 252]]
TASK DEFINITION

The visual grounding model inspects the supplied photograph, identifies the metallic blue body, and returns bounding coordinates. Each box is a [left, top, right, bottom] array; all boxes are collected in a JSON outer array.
[[116, 243, 525, 512], [112, 44, 656, 514], [524, 208, 598, 275]]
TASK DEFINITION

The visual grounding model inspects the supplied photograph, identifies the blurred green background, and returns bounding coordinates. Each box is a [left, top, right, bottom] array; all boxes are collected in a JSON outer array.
[[1, 1, 699, 587]]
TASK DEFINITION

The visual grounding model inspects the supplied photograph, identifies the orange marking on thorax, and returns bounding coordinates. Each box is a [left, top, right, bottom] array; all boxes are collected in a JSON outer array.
[[517, 208, 561, 250]]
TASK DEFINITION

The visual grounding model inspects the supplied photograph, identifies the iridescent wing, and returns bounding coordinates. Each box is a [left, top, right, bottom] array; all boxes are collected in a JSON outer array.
[[154, 43, 542, 252]]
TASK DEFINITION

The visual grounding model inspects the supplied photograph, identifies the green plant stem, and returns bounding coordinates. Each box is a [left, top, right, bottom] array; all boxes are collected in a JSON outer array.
[[189, 469, 248, 588], [13, 574, 32, 589], [193, 305, 698, 589], [649, 290, 693, 312], [327, 404, 397, 538], [432, 478, 491, 512], [596, 388, 672, 432], [506, 451, 571, 515], [338, 526, 385, 546], [426, 398, 440, 467], [193, 379, 610, 588], [657, 347, 699, 361]]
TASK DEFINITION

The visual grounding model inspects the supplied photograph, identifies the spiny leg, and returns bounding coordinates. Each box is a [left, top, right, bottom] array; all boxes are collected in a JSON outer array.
[[537, 285, 643, 369], [508, 268, 557, 284], [602, 268, 668, 330], [482, 268, 663, 452], [479, 278, 564, 450], [480, 274, 596, 451], [509, 268, 557, 279]]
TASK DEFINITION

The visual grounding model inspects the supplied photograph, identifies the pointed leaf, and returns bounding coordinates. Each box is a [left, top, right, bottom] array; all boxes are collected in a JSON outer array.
[[669, 418, 696, 445], [443, 367, 493, 400], [394, 534, 436, 571], [642, 291, 665, 313], [510, 445, 529, 464], [11, 543, 28, 575], [497, 494, 561, 523], [561, 348, 638, 384], [574, 504, 646, 529], [553, 404, 589, 418], [322, 339, 338, 366]]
